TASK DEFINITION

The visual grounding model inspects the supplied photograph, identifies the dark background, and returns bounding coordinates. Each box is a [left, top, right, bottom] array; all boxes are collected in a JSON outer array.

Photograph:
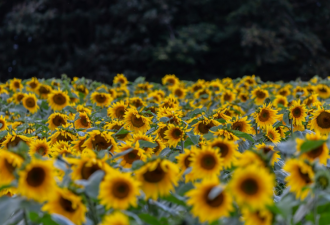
[[1, 0, 330, 84]]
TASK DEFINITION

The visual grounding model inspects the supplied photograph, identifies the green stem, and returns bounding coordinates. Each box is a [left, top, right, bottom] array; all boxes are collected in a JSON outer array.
[[290, 119, 293, 137], [255, 123, 258, 135], [24, 210, 29, 225], [180, 139, 184, 153], [86, 195, 98, 225]]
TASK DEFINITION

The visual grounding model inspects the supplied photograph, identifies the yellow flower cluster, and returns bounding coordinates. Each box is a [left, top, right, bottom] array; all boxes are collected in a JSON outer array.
[[0, 74, 329, 224]]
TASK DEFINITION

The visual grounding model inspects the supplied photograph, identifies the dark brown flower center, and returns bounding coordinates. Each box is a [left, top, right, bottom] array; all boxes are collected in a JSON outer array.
[[95, 94, 106, 103], [211, 142, 229, 158], [124, 150, 140, 164], [184, 155, 191, 168], [159, 127, 169, 140], [30, 82, 37, 89], [53, 94, 67, 105], [198, 121, 215, 134], [25, 97, 36, 108], [17, 94, 24, 102], [14, 81, 20, 89], [201, 154, 216, 170], [306, 145, 324, 159], [132, 99, 143, 108], [298, 168, 312, 184], [293, 107, 302, 117], [259, 109, 270, 122], [204, 187, 224, 207], [316, 111, 330, 129], [223, 93, 231, 101], [59, 196, 76, 212], [172, 128, 182, 139], [241, 178, 259, 195], [175, 89, 183, 97], [115, 106, 125, 119], [256, 90, 266, 99], [80, 116, 89, 127], [39, 86, 50, 95], [26, 167, 46, 187], [92, 134, 112, 151], [232, 121, 245, 132], [143, 164, 165, 183], [112, 181, 130, 199], [52, 115, 66, 127], [131, 114, 145, 128], [81, 162, 101, 180], [57, 134, 73, 142], [262, 147, 272, 154]]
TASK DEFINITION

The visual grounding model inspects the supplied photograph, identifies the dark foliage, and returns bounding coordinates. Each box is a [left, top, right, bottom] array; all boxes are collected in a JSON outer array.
[[0, 0, 330, 83]]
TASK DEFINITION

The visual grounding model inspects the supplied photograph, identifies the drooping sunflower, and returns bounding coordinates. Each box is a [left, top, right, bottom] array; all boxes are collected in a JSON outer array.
[[230, 116, 253, 134], [9, 78, 23, 91], [42, 188, 87, 225], [29, 139, 51, 157], [241, 208, 273, 225], [135, 159, 179, 199], [289, 100, 307, 126], [265, 125, 281, 144], [26, 77, 40, 92], [192, 118, 220, 135], [47, 113, 68, 131], [164, 124, 187, 147], [162, 74, 179, 87], [113, 74, 128, 86], [100, 212, 130, 225], [229, 165, 275, 209], [186, 179, 233, 223], [283, 159, 314, 199], [255, 143, 280, 165], [116, 141, 147, 168], [83, 130, 117, 153], [253, 104, 279, 129], [0, 115, 7, 131], [74, 112, 92, 130], [99, 172, 140, 210], [123, 108, 151, 133], [209, 138, 239, 168], [273, 95, 288, 107], [310, 107, 330, 134], [90, 92, 112, 107], [22, 93, 39, 113], [37, 84, 52, 99], [190, 145, 223, 180], [18, 159, 56, 202], [1, 133, 31, 150], [296, 132, 329, 165], [0, 150, 24, 185], [251, 87, 269, 105], [48, 89, 70, 111], [107, 101, 128, 120]]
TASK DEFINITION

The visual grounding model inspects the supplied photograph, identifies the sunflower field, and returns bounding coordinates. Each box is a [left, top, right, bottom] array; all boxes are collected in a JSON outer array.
[[1, 74, 330, 225]]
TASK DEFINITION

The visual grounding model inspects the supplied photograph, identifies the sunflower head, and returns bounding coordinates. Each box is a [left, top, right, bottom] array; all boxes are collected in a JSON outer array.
[[289, 100, 307, 126], [162, 74, 179, 87], [254, 104, 279, 129], [22, 93, 39, 114], [83, 130, 117, 153], [74, 112, 92, 130], [37, 84, 52, 99], [108, 101, 128, 120], [29, 139, 51, 157], [265, 126, 281, 144], [0, 115, 7, 131], [251, 87, 269, 105], [0, 150, 24, 186], [113, 74, 128, 86], [48, 89, 70, 111], [209, 138, 239, 168], [9, 78, 23, 91], [164, 124, 187, 147], [116, 141, 148, 168], [310, 107, 330, 134], [124, 108, 151, 133], [100, 212, 130, 225], [48, 113, 68, 131]]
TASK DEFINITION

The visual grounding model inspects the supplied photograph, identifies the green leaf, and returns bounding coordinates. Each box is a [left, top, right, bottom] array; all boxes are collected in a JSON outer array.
[[216, 118, 226, 123], [131, 160, 144, 170], [159, 117, 170, 123], [115, 127, 130, 135], [138, 140, 158, 148], [63, 106, 76, 113], [0, 130, 8, 140], [139, 213, 159, 225], [300, 140, 325, 153], [183, 137, 194, 148], [187, 133, 199, 145], [162, 194, 187, 207], [85, 170, 105, 198], [231, 130, 254, 142]]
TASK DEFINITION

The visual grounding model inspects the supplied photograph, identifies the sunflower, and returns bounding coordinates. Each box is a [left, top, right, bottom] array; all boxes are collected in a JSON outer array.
[[152, 139, 166, 155], [186, 179, 233, 223], [42, 188, 87, 225], [11, 92, 27, 104], [209, 138, 239, 168], [303, 94, 319, 107], [241, 208, 273, 225], [131, 133, 155, 155], [116, 141, 148, 168], [255, 143, 280, 165], [0, 187, 17, 197], [1, 133, 31, 150], [91, 92, 112, 107], [310, 107, 330, 134], [147, 92, 163, 104], [26, 77, 40, 92], [100, 212, 130, 225], [76, 104, 92, 115], [124, 108, 151, 133], [74, 112, 92, 130], [108, 101, 128, 120], [37, 84, 52, 99], [104, 121, 132, 141], [159, 95, 180, 109], [0, 150, 24, 185], [22, 93, 39, 114], [75, 84, 89, 95], [283, 159, 314, 199], [49, 128, 77, 145], [83, 130, 117, 153], [113, 74, 128, 86], [0, 115, 7, 131], [235, 150, 266, 168], [190, 145, 223, 180], [0, 84, 9, 94], [230, 116, 253, 134], [229, 165, 275, 209], [275, 126, 287, 139], [211, 129, 239, 141], [316, 84, 330, 99], [9, 78, 23, 91], [296, 132, 329, 165], [212, 109, 232, 122], [47, 113, 68, 130], [29, 139, 51, 157], [162, 74, 179, 87], [238, 92, 249, 102], [51, 141, 76, 157], [48, 89, 70, 111], [192, 118, 220, 135], [135, 159, 179, 199], [71, 156, 113, 180], [273, 95, 288, 107], [265, 126, 281, 144], [289, 100, 307, 126], [176, 149, 195, 182], [107, 88, 118, 99], [221, 90, 236, 104], [69, 90, 80, 105], [129, 97, 146, 109], [253, 104, 279, 129], [172, 86, 187, 99], [72, 136, 87, 153], [157, 107, 182, 125], [99, 172, 140, 210], [251, 87, 269, 105], [164, 124, 187, 147], [18, 159, 56, 202]]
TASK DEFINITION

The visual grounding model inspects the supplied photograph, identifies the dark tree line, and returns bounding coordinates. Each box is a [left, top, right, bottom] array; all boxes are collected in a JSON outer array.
[[0, 0, 330, 83]]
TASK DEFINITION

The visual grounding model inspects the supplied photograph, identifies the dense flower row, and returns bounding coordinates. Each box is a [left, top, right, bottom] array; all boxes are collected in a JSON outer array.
[[0, 74, 330, 224]]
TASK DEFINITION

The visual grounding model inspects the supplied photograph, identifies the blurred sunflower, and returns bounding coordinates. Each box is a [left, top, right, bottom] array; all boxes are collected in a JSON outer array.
[[255, 143, 280, 165], [209, 138, 239, 168], [2, 133, 31, 150], [186, 179, 233, 223], [253, 104, 279, 129], [74, 112, 92, 130], [116, 141, 147, 168], [9, 78, 23, 91], [192, 118, 220, 135], [48, 89, 70, 111], [310, 107, 330, 134], [241, 208, 273, 225], [108, 101, 128, 120], [37, 84, 52, 99], [0, 150, 24, 185], [99, 172, 140, 209], [316, 84, 330, 99], [100, 212, 129, 225], [71, 156, 112, 180], [124, 108, 151, 133], [289, 100, 307, 126], [83, 130, 117, 153], [26, 77, 40, 92], [11, 92, 26, 104], [0, 115, 7, 131], [104, 121, 131, 141], [164, 124, 187, 147], [29, 139, 51, 157], [251, 87, 269, 105], [162, 74, 179, 87], [273, 95, 288, 107], [221, 90, 236, 104], [135, 159, 179, 199], [113, 74, 128, 86], [91, 92, 112, 107], [230, 116, 253, 134], [176, 149, 195, 182], [47, 113, 68, 131], [265, 126, 281, 144], [22, 93, 39, 114]]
